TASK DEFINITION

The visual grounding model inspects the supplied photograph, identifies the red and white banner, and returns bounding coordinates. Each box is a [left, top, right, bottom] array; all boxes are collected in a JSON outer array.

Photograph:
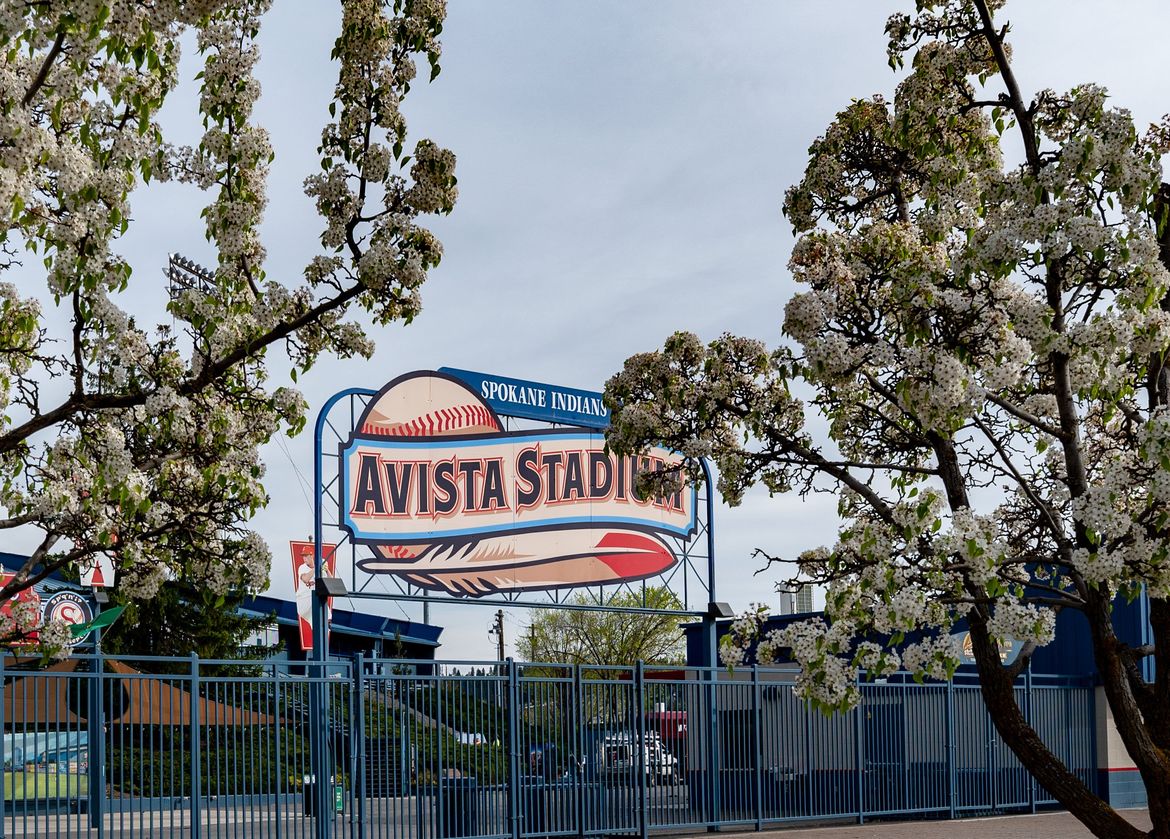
[[79, 555, 116, 588], [289, 541, 337, 652]]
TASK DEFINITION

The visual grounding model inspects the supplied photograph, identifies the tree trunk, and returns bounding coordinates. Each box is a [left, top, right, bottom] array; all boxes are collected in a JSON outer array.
[[967, 613, 1148, 839]]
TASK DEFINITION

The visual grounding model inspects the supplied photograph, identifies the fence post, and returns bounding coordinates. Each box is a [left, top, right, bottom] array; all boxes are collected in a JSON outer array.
[[946, 678, 957, 820], [86, 633, 106, 834], [573, 664, 585, 839], [274, 662, 283, 839], [190, 652, 202, 839], [752, 665, 763, 830], [1025, 667, 1036, 813], [701, 624, 720, 830], [0, 654, 5, 838], [635, 661, 648, 839], [854, 675, 864, 824], [353, 652, 366, 838], [507, 658, 521, 839]]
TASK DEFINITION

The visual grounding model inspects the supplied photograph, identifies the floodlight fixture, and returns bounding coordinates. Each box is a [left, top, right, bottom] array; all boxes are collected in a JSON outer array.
[[165, 253, 216, 299], [316, 576, 348, 597], [707, 601, 735, 619]]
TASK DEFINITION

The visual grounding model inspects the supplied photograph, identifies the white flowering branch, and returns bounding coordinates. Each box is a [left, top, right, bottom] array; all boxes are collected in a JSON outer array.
[[0, 0, 457, 658], [608, 2, 1170, 835]]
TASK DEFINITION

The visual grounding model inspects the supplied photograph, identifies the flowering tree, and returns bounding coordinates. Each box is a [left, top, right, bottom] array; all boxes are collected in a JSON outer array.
[[0, 0, 456, 653], [605, 1, 1170, 835]]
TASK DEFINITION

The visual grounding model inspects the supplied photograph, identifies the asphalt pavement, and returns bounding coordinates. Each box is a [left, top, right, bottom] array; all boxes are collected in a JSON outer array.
[[678, 809, 1152, 838]]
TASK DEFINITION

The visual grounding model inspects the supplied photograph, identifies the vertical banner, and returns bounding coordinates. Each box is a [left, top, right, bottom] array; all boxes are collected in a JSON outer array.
[[79, 555, 116, 588], [289, 541, 337, 652], [0, 573, 41, 645]]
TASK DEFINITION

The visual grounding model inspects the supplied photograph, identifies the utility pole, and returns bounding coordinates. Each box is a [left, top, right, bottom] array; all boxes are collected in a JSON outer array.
[[489, 609, 505, 661]]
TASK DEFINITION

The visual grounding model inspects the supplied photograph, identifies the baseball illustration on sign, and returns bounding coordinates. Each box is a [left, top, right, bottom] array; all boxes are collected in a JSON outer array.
[[339, 371, 697, 596]]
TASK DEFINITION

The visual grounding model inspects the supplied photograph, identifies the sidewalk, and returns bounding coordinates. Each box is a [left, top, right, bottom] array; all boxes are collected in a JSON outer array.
[[680, 809, 1151, 838]]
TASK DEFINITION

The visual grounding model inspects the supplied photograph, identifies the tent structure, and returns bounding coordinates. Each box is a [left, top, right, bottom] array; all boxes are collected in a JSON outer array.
[[1, 660, 83, 728], [1, 658, 274, 729]]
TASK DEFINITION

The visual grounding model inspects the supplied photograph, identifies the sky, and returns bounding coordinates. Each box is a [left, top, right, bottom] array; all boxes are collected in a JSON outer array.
[[15, 1, 1170, 660]]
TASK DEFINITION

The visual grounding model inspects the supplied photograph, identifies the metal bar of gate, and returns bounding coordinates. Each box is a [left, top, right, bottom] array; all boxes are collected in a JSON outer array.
[[947, 676, 957, 819], [190, 652, 202, 839], [507, 659, 520, 839], [854, 676, 864, 824], [635, 661, 648, 839]]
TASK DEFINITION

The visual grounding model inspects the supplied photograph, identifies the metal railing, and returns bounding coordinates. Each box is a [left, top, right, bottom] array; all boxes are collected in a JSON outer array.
[[0, 654, 1097, 838]]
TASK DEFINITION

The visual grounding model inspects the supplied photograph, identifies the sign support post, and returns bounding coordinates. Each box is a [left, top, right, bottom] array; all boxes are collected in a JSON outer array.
[[312, 391, 370, 839]]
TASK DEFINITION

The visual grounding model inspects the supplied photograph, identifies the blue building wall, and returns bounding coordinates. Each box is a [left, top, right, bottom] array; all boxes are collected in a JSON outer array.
[[683, 594, 1154, 810], [684, 593, 1151, 679]]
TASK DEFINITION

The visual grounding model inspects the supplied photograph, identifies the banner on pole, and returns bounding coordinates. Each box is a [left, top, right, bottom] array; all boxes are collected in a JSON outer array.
[[79, 555, 115, 588], [290, 541, 337, 652]]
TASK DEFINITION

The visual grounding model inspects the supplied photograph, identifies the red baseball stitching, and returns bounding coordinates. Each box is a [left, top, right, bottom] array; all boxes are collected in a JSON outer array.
[[361, 403, 499, 437]]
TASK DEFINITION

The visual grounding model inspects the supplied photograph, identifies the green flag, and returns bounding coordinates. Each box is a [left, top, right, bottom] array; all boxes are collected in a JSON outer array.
[[70, 604, 125, 638]]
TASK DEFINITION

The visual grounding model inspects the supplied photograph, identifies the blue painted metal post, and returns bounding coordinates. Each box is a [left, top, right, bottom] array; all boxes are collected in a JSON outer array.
[[311, 391, 368, 839], [309, 590, 331, 839], [946, 678, 957, 819], [507, 658, 521, 839], [436, 669, 446, 838], [572, 664, 585, 839], [0, 654, 5, 839], [699, 461, 721, 831], [701, 616, 719, 829], [1088, 682, 1099, 797], [354, 652, 366, 838], [274, 666, 283, 839], [635, 661, 648, 839], [1025, 666, 1036, 813], [87, 626, 106, 834], [854, 676, 864, 824], [752, 665, 762, 830], [190, 652, 202, 839]]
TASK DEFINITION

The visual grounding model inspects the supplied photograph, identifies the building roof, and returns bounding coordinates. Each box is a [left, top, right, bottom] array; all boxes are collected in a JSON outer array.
[[0, 552, 443, 649], [239, 594, 442, 647]]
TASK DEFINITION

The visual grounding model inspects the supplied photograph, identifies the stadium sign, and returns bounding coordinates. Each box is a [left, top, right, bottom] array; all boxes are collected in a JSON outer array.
[[338, 371, 697, 597]]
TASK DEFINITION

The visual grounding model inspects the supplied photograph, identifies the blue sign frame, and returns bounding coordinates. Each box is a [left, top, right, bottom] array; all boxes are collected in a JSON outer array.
[[310, 374, 717, 621]]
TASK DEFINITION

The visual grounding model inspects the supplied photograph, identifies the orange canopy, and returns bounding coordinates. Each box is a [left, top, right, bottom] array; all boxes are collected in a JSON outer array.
[[2, 659, 274, 727]]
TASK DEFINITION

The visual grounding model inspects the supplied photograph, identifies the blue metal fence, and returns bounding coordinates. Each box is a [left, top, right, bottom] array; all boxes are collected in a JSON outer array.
[[0, 655, 1097, 837]]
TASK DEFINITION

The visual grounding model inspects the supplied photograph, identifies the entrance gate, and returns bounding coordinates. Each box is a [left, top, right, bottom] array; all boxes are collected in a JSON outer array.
[[0, 653, 1100, 838]]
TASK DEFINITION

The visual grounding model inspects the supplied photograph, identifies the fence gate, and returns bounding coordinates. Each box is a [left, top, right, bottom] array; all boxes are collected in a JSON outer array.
[[0, 655, 1098, 838]]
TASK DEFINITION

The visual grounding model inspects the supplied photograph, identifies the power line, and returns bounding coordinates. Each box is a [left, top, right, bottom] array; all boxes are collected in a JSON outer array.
[[275, 433, 315, 517]]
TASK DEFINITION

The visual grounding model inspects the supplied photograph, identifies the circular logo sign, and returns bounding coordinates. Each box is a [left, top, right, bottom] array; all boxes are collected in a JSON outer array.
[[43, 591, 93, 647]]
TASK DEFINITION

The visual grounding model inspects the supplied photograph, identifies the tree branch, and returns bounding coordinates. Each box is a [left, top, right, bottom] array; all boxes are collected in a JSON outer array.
[[22, 30, 65, 108]]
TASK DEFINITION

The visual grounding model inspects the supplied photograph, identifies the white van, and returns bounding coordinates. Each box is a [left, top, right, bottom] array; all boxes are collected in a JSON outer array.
[[598, 733, 678, 784]]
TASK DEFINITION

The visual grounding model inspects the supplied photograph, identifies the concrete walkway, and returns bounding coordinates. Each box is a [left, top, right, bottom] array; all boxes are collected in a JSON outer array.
[[680, 809, 1152, 838]]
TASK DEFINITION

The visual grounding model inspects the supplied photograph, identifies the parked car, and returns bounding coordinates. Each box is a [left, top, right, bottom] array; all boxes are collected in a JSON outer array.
[[597, 733, 678, 784]]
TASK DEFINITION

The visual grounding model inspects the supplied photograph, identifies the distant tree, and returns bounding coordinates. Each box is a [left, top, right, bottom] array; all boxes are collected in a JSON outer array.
[[519, 588, 686, 666], [0, 0, 456, 654], [606, 2, 1170, 836]]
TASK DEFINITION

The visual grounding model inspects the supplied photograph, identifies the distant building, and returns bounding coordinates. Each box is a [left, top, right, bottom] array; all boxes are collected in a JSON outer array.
[[794, 585, 814, 614], [0, 551, 443, 664], [238, 594, 442, 663], [776, 583, 815, 615]]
